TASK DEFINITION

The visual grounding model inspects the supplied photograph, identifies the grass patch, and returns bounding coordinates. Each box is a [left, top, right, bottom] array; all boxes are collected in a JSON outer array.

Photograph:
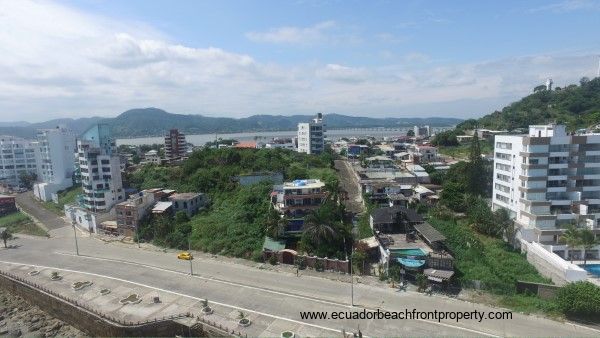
[[0, 212, 48, 236], [42, 186, 82, 214], [428, 216, 550, 293], [438, 142, 493, 159]]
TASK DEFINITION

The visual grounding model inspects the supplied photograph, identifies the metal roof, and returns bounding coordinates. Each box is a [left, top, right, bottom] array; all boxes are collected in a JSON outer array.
[[413, 222, 446, 243]]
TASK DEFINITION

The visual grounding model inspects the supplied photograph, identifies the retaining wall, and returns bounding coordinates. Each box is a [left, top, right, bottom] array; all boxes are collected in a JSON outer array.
[[0, 270, 235, 337], [520, 240, 587, 285]]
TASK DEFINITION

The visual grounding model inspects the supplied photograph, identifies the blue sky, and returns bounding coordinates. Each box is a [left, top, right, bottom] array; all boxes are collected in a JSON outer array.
[[0, 0, 599, 121]]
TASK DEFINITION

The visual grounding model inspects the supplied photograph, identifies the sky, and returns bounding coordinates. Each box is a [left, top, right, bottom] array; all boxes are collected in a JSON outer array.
[[0, 0, 599, 122]]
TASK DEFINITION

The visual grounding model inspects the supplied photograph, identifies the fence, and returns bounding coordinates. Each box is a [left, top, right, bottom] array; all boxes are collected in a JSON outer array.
[[263, 250, 350, 274]]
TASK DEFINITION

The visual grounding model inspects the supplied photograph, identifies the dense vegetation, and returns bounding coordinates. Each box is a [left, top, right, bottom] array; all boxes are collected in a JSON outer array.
[[127, 147, 342, 259], [556, 281, 600, 319], [457, 77, 600, 132]]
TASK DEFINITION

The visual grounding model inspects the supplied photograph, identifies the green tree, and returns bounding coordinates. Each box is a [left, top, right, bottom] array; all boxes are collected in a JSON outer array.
[[18, 171, 37, 189], [303, 212, 337, 248], [493, 208, 514, 243], [579, 229, 599, 266], [560, 224, 582, 263], [1, 229, 13, 248], [467, 133, 486, 196], [407, 129, 415, 137]]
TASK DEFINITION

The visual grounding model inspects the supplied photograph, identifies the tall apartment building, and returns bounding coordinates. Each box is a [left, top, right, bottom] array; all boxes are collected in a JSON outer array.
[[165, 129, 187, 160], [33, 127, 77, 201], [0, 136, 39, 187], [271, 179, 328, 234], [413, 125, 431, 138], [492, 124, 600, 260], [77, 124, 124, 212], [297, 113, 325, 154]]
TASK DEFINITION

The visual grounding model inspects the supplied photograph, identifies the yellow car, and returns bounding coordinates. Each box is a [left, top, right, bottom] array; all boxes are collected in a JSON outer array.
[[177, 252, 193, 260]]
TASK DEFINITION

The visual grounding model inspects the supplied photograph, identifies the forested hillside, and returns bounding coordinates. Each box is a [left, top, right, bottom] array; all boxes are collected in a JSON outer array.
[[458, 77, 600, 131]]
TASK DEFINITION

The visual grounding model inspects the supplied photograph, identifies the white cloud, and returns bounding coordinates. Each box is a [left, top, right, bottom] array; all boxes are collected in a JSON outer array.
[[403, 52, 431, 63], [316, 64, 370, 83], [0, 1, 598, 122], [245, 21, 336, 45], [530, 0, 600, 13]]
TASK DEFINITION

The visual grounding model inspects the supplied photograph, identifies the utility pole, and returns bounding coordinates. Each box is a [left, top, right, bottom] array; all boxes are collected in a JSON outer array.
[[188, 237, 193, 276], [344, 237, 354, 307], [72, 222, 79, 256], [135, 225, 140, 248]]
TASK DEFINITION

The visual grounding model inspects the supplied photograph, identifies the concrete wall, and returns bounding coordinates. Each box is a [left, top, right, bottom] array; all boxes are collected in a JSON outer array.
[[0, 270, 237, 337], [520, 240, 587, 285]]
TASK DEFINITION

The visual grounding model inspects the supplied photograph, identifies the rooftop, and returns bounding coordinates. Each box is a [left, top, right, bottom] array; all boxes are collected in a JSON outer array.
[[371, 206, 423, 224], [169, 192, 203, 200], [152, 201, 173, 213], [413, 222, 446, 243], [282, 179, 324, 189]]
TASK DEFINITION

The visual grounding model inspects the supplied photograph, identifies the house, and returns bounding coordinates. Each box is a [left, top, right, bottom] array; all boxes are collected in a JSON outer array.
[[365, 156, 395, 169], [271, 179, 327, 234], [370, 206, 423, 233], [410, 145, 438, 164], [143, 150, 161, 164], [168, 192, 209, 218], [0, 195, 16, 216], [115, 191, 155, 236]]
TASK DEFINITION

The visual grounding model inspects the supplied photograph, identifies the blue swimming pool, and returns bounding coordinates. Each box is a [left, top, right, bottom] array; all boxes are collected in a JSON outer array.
[[581, 264, 600, 277]]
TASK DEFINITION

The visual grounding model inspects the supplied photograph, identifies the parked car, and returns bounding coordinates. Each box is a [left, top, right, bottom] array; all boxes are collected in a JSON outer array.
[[177, 252, 193, 260]]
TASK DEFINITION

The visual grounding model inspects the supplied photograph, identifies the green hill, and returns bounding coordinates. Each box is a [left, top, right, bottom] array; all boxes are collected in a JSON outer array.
[[457, 77, 600, 132]]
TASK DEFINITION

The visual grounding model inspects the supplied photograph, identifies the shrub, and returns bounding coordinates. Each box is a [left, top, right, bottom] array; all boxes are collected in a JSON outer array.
[[556, 281, 600, 318], [315, 260, 324, 272], [268, 255, 278, 265]]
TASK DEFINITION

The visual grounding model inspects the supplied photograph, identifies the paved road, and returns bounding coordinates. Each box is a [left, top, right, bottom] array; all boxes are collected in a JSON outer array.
[[334, 159, 364, 215], [15, 192, 69, 230], [0, 229, 598, 337]]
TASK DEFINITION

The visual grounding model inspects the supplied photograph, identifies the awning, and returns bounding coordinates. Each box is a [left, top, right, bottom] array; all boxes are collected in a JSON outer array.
[[413, 222, 446, 243], [423, 268, 454, 280], [397, 258, 426, 268]]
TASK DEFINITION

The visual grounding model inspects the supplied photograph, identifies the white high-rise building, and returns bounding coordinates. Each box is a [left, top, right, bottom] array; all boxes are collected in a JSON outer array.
[[413, 125, 431, 138], [297, 113, 325, 154], [0, 136, 39, 187], [77, 124, 124, 212], [492, 124, 600, 261], [33, 127, 77, 201]]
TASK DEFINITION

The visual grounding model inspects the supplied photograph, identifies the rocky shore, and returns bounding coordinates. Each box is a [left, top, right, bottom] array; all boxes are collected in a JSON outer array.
[[0, 289, 84, 337]]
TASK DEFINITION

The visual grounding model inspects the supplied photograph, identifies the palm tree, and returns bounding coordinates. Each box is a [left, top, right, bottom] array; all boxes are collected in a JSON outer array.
[[560, 224, 582, 263], [579, 229, 599, 266], [303, 212, 337, 247], [1, 229, 13, 248]]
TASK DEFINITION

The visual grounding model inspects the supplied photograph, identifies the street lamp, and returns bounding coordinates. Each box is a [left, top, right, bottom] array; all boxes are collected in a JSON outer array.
[[72, 221, 79, 256]]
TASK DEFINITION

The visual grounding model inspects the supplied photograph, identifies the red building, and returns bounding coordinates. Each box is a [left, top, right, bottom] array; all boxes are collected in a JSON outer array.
[[0, 195, 17, 216]]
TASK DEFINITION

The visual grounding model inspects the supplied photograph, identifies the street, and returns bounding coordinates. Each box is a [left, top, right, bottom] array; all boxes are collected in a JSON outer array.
[[0, 225, 598, 337]]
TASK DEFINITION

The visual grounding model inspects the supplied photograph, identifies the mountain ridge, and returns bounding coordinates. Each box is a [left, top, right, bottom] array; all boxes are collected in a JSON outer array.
[[0, 108, 463, 138]]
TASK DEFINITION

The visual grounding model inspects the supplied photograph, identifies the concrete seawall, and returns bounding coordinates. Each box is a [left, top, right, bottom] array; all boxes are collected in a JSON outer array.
[[0, 270, 233, 337]]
